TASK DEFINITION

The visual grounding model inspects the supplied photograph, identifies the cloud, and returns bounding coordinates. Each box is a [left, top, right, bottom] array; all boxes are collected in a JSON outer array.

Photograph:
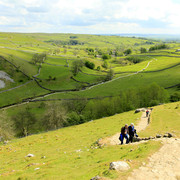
[[0, 0, 180, 34]]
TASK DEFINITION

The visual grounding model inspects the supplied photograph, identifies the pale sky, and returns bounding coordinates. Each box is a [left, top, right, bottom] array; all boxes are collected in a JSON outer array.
[[0, 0, 180, 34]]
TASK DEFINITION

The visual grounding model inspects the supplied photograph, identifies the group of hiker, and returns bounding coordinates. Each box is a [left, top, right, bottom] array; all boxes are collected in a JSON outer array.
[[119, 123, 138, 144], [119, 110, 150, 144]]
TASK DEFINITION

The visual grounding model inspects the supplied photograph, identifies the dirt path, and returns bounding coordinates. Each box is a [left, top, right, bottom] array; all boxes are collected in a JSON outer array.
[[99, 109, 150, 145], [128, 138, 180, 180]]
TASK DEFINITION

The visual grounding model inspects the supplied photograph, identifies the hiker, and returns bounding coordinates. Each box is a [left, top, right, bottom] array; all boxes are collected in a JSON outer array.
[[128, 123, 135, 143], [119, 124, 129, 145], [146, 109, 149, 117]]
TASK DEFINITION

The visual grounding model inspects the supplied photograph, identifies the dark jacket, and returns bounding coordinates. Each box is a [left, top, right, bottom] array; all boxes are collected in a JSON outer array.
[[128, 126, 134, 136], [121, 126, 129, 135]]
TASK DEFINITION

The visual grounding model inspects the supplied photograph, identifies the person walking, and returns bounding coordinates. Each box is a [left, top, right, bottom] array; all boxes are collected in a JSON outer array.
[[146, 109, 149, 117], [119, 124, 129, 145], [128, 123, 135, 143]]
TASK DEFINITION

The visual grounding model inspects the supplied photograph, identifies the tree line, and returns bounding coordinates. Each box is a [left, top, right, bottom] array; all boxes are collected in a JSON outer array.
[[7, 83, 170, 138]]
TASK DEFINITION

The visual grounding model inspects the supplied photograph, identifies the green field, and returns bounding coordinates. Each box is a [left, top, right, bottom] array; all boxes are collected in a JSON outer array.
[[0, 33, 179, 107], [0, 32, 180, 180]]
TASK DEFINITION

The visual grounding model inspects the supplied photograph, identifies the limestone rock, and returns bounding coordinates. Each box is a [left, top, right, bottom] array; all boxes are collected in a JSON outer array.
[[26, 154, 35, 157], [109, 161, 130, 171], [34, 168, 40, 171], [134, 137, 142, 142], [135, 109, 141, 113], [156, 134, 162, 138], [163, 134, 169, 138], [168, 133, 174, 138]]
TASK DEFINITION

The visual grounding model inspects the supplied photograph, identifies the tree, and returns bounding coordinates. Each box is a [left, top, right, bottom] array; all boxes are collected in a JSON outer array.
[[31, 53, 47, 65], [140, 47, 147, 53], [102, 60, 108, 69], [71, 60, 84, 76], [97, 66, 101, 71], [64, 48, 67, 54], [105, 69, 114, 81], [12, 107, 36, 137], [63, 98, 88, 115], [42, 103, 67, 130], [123, 49, 132, 55]]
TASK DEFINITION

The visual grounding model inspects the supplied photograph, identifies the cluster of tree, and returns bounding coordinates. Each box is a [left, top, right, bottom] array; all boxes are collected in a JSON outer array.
[[86, 48, 95, 53], [69, 40, 80, 45], [11, 103, 67, 137], [10, 83, 170, 137], [31, 53, 47, 65], [145, 41, 154, 45], [85, 61, 95, 69], [149, 44, 168, 51], [48, 48, 61, 55], [63, 83, 169, 125], [86, 48, 96, 56], [85, 48, 127, 58], [45, 40, 84, 46], [125, 56, 144, 64], [70, 36, 78, 39]]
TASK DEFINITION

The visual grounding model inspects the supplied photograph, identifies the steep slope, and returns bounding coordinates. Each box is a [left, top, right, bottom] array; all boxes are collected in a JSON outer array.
[[0, 102, 179, 180]]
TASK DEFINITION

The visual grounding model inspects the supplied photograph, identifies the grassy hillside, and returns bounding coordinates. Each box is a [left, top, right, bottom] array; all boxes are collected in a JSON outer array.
[[0, 102, 179, 179], [0, 32, 179, 108]]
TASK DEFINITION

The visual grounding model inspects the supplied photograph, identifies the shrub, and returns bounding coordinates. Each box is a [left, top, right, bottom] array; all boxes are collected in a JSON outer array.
[[86, 48, 94, 53], [123, 49, 132, 55], [85, 61, 95, 69], [102, 54, 111, 60], [170, 92, 180, 102]]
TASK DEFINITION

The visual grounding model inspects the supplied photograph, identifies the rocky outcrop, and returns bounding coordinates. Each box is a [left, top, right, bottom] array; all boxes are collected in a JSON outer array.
[[109, 161, 130, 171], [133, 133, 175, 143]]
